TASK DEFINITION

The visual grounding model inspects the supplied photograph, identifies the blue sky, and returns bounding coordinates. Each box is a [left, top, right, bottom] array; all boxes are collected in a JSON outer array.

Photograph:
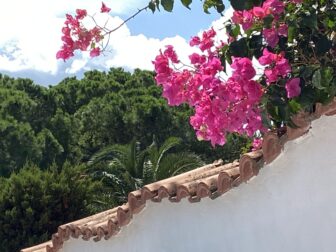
[[0, 0, 230, 86], [123, 1, 221, 39]]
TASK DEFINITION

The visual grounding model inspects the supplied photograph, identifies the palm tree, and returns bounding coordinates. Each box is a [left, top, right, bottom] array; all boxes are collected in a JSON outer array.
[[87, 137, 204, 202], [87, 139, 146, 203], [144, 137, 204, 181]]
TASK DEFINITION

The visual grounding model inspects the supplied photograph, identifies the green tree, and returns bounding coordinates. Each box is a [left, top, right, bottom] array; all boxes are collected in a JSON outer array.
[[0, 163, 103, 252], [0, 118, 42, 177]]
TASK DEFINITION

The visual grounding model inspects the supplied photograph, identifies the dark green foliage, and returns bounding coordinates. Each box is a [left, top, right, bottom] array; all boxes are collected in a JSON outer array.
[[203, 0, 225, 14], [161, 0, 174, 12], [0, 118, 42, 176], [0, 68, 248, 176], [0, 163, 103, 252], [181, 0, 192, 9]]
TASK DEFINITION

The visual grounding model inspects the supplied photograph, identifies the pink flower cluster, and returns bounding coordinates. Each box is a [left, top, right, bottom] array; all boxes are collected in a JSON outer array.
[[153, 30, 265, 146], [101, 2, 111, 13], [258, 48, 300, 97], [56, 2, 111, 60], [232, 0, 290, 48], [252, 138, 263, 150], [153, 22, 302, 146], [258, 48, 291, 84]]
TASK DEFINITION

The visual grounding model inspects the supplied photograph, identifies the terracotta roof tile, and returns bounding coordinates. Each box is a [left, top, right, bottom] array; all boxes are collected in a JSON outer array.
[[21, 98, 336, 252], [21, 241, 52, 252]]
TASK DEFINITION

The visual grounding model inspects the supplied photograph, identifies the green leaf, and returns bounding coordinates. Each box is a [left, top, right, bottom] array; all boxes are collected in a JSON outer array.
[[312, 69, 324, 90], [215, 1, 225, 13], [288, 100, 301, 113], [232, 25, 241, 37], [251, 0, 262, 6], [287, 22, 296, 43], [148, 1, 156, 12], [161, 0, 174, 12], [312, 67, 334, 91], [248, 35, 263, 58], [327, 18, 335, 29], [302, 12, 318, 30], [229, 0, 253, 10], [297, 85, 316, 109], [203, 1, 211, 14], [300, 66, 315, 79], [315, 35, 332, 56], [203, 0, 225, 14], [226, 23, 241, 38], [263, 14, 274, 29], [219, 44, 229, 73], [229, 38, 248, 58], [321, 67, 334, 86], [181, 0, 192, 9]]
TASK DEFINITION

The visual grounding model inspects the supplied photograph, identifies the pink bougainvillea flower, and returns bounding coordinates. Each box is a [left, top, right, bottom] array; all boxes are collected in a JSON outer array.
[[89, 47, 101, 57], [65, 14, 79, 27], [252, 7, 266, 18], [258, 48, 291, 84], [258, 48, 276, 65], [264, 68, 279, 83], [56, 48, 74, 61], [189, 53, 206, 65], [162, 71, 189, 106], [243, 80, 263, 103], [164, 45, 179, 63], [263, 28, 279, 48], [75, 9, 87, 20], [263, 0, 285, 16], [198, 28, 216, 51], [285, 78, 301, 98], [231, 57, 256, 80], [232, 10, 254, 31], [153, 52, 169, 74], [241, 10, 254, 31], [203, 57, 223, 75], [252, 138, 263, 151], [278, 24, 288, 37], [276, 57, 291, 77], [90, 26, 102, 42], [189, 36, 201, 46], [101, 2, 111, 13], [232, 11, 243, 24]]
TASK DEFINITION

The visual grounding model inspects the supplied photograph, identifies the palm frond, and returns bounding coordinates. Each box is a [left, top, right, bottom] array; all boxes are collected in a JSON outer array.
[[155, 137, 181, 178], [156, 152, 204, 181], [142, 159, 154, 184], [88, 144, 128, 166]]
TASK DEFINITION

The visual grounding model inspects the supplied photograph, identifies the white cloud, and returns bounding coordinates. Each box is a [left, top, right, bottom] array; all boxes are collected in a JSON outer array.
[[0, 0, 149, 77], [66, 59, 88, 74]]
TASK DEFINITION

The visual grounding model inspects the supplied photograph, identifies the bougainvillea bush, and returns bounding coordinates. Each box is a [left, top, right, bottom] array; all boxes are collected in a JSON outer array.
[[57, 0, 336, 148]]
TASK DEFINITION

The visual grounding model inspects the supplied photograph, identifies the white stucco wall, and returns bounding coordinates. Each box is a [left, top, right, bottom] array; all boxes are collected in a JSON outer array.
[[62, 115, 336, 252]]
